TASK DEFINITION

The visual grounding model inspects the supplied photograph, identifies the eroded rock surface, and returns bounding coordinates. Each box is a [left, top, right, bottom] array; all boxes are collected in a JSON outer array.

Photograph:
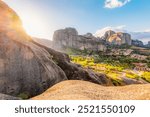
[[0, 93, 21, 100], [32, 80, 150, 100], [0, 1, 67, 97], [0, 1, 111, 98], [53, 28, 107, 51], [102, 30, 132, 45]]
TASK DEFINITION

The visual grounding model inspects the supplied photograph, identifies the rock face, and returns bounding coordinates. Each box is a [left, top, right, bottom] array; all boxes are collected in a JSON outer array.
[[32, 80, 150, 100], [52, 29, 132, 52], [132, 40, 144, 47], [53, 28, 107, 51], [102, 30, 132, 45], [33, 41, 113, 86], [0, 1, 67, 97], [0, 1, 111, 98], [101, 30, 115, 41], [0, 93, 21, 100], [33, 37, 53, 48], [145, 41, 150, 48]]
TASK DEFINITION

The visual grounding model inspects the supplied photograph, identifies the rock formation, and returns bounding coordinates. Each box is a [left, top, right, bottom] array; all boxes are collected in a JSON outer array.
[[101, 30, 115, 41], [145, 41, 150, 48], [0, 93, 21, 100], [32, 80, 150, 100], [132, 40, 144, 47], [106, 49, 133, 56], [0, 1, 111, 98], [0, 1, 68, 97], [102, 30, 132, 45], [33, 37, 52, 48], [53, 28, 107, 52]]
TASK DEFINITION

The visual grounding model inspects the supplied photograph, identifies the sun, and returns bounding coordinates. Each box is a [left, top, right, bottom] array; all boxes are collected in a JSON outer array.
[[20, 11, 49, 39]]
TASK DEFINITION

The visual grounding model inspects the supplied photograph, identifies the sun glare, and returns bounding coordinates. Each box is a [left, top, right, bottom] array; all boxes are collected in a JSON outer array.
[[20, 12, 50, 39], [4, 0, 53, 40]]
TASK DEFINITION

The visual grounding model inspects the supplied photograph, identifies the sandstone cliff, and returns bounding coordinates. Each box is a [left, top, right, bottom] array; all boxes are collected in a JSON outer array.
[[102, 30, 132, 45], [53, 28, 107, 52], [52, 28, 132, 52]]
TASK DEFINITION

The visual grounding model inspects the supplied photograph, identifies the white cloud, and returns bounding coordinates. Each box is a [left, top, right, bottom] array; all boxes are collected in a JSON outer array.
[[105, 0, 131, 9], [94, 26, 150, 44]]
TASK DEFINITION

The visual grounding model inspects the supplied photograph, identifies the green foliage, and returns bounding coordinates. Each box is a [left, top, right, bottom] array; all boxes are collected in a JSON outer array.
[[69, 46, 150, 85], [70, 55, 150, 85], [65, 47, 94, 56], [107, 44, 132, 49], [93, 55, 138, 69]]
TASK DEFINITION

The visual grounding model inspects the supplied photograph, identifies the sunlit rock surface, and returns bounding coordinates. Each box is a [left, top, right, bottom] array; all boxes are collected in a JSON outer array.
[[32, 80, 150, 100], [102, 30, 132, 45], [0, 1, 67, 97], [0, 1, 110, 98]]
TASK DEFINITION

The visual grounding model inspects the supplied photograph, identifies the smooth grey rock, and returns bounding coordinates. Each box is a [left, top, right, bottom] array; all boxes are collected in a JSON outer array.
[[0, 93, 21, 100], [53, 28, 107, 51], [34, 42, 113, 86], [0, 1, 67, 97]]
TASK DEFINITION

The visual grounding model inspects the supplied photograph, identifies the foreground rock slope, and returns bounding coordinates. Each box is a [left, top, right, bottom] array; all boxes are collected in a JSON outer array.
[[0, 1, 110, 98], [33, 80, 150, 100], [0, 1, 67, 97]]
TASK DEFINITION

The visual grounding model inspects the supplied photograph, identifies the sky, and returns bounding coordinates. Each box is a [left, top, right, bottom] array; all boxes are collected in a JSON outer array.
[[3, 0, 150, 43]]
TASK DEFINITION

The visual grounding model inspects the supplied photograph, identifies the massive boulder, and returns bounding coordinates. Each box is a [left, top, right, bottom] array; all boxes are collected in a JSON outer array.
[[53, 28, 106, 51], [33, 41, 113, 86], [0, 1, 111, 98], [0, 93, 21, 100], [0, 1, 68, 97]]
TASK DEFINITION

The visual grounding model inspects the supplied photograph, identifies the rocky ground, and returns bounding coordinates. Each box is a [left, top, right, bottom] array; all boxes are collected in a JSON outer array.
[[32, 80, 150, 100]]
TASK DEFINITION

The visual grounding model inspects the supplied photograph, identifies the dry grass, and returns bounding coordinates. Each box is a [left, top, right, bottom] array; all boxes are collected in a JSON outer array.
[[32, 80, 150, 100]]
